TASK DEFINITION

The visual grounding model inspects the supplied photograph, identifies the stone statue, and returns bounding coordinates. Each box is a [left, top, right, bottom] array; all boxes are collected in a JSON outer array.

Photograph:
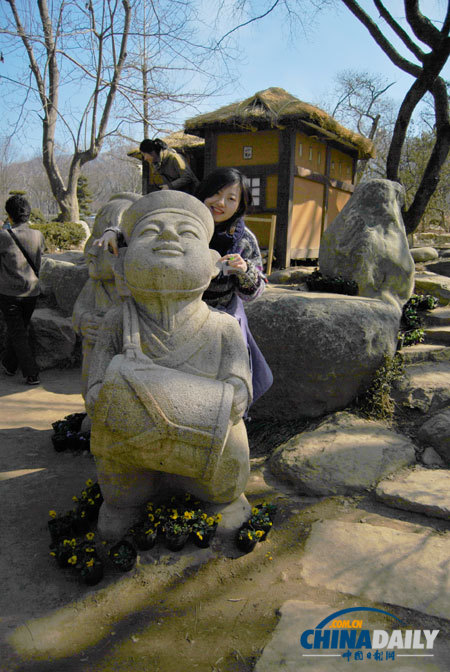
[[319, 179, 415, 314], [73, 193, 140, 397], [85, 191, 252, 539]]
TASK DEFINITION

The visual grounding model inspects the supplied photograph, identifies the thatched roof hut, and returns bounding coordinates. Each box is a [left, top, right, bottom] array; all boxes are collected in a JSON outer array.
[[185, 87, 375, 160]]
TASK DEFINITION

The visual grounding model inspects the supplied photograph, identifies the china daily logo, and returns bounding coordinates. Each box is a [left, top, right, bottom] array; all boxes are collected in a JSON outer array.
[[300, 607, 439, 663]]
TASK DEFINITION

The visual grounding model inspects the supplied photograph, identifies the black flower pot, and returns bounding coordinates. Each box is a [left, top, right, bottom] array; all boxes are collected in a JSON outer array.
[[72, 510, 91, 535], [83, 562, 104, 586], [51, 433, 70, 452], [192, 526, 216, 548], [55, 545, 75, 568], [164, 531, 189, 552], [110, 540, 137, 572], [48, 514, 74, 543], [133, 530, 157, 551], [236, 527, 258, 553]]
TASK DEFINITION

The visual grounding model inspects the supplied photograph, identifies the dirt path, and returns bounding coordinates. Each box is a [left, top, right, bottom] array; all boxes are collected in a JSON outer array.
[[1, 368, 448, 671]]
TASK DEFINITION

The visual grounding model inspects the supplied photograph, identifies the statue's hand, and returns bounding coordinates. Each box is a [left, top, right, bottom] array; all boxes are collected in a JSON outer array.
[[81, 314, 103, 344], [93, 230, 119, 257], [226, 376, 248, 423]]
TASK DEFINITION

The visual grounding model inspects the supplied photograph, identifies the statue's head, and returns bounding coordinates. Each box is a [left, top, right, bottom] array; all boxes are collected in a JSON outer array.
[[119, 191, 220, 296], [84, 193, 141, 281]]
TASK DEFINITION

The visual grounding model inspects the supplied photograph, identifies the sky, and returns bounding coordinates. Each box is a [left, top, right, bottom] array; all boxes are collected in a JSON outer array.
[[0, 0, 449, 158], [195, 0, 450, 120]]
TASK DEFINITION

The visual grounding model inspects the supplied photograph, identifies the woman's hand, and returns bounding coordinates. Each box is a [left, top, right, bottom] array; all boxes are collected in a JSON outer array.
[[220, 253, 247, 274], [93, 230, 119, 257]]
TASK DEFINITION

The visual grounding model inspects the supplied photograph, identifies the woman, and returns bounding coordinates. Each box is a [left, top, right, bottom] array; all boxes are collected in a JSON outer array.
[[95, 166, 273, 405], [139, 138, 199, 195]]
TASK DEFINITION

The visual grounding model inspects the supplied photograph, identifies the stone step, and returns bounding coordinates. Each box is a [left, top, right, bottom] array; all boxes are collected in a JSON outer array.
[[399, 342, 450, 364], [423, 305, 450, 326], [423, 325, 450, 344], [376, 466, 450, 520]]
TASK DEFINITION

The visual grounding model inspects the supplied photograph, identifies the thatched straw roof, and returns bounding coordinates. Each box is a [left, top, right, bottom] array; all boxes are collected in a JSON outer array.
[[127, 131, 204, 160], [185, 87, 375, 160]]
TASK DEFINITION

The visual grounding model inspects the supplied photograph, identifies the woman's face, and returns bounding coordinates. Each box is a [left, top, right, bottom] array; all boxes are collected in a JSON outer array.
[[204, 182, 241, 224]]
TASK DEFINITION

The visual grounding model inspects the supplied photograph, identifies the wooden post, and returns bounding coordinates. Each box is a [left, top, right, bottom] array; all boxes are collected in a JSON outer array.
[[321, 144, 331, 237], [275, 129, 295, 268]]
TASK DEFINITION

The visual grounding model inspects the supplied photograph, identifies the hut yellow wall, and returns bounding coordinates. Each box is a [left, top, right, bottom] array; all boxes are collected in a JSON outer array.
[[290, 177, 324, 258], [216, 130, 279, 166], [295, 133, 326, 174], [327, 188, 352, 228], [266, 174, 278, 209], [329, 147, 353, 182]]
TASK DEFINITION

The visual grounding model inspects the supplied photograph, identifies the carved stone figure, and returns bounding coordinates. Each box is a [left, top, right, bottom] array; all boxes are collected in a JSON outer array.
[[85, 191, 252, 539], [319, 179, 415, 314], [73, 193, 140, 397]]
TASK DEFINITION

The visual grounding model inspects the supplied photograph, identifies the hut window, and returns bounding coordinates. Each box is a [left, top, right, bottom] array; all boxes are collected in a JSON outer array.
[[317, 152, 321, 165], [309, 147, 313, 161], [331, 161, 335, 171], [248, 176, 261, 206], [298, 143, 303, 157], [243, 146, 253, 160]]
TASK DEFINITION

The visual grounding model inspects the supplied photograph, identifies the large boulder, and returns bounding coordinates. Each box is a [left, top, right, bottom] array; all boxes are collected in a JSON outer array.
[[319, 179, 415, 313], [246, 287, 400, 420], [31, 308, 79, 369], [269, 411, 416, 496], [40, 256, 89, 317]]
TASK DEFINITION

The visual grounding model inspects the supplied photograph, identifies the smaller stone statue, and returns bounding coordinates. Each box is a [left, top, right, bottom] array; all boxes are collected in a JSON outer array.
[[73, 193, 140, 397], [86, 191, 252, 539]]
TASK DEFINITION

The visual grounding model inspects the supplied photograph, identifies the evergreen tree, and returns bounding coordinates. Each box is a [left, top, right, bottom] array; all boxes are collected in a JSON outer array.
[[77, 175, 93, 219]]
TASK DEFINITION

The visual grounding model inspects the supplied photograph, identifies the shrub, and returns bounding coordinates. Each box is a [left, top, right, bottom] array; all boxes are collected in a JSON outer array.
[[305, 269, 358, 295], [30, 220, 86, 251], [399, 293, 439, 347], [354, 353, 404, 421]]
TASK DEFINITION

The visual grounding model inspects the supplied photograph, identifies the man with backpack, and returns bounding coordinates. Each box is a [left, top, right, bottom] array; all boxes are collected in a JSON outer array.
[[0, 195, 45, 385]]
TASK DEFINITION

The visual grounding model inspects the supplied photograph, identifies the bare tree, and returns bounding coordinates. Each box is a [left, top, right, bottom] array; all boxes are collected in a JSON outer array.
[[220, 0, 449, 235], [339, 0, 450, 234], [0, 0, 131, 222]]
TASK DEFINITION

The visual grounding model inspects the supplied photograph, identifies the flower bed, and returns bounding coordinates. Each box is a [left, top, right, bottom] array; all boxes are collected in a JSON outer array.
[[51, 412, 90, 452]]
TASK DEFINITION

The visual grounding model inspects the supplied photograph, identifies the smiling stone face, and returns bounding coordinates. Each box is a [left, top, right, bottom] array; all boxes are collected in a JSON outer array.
[[124, 209, 218, 294]]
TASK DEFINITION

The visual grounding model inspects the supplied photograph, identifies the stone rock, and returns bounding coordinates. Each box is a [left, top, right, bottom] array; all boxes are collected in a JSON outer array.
[[40, 256, 89, 317], [425, 259, 450, 277], [45, 250, 86, 265], [246, 288, 400, 420], [268, 266, 314, 284], [410, 246, 439, 263], [269, 411, 416, 495], [301, 520, 450, 620], [421, 446, 446, 467], [417, 408, 450, 464], [31, 308, 78, 369], [393, 361, 450, 415], [414, 272, 450, 305], [319, 179, 415, 313], [376, 466, 450, 520]]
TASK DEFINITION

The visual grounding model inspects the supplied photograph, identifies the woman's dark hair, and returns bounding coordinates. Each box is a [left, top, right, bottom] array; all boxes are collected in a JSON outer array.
[[195, 167, 252, 224], [139, 138, 168, 156], [5, 194, 31, 223]]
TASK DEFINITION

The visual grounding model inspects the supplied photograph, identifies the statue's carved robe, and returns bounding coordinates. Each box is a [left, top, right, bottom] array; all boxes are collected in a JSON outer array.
[[87, 299, 252, 504]]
